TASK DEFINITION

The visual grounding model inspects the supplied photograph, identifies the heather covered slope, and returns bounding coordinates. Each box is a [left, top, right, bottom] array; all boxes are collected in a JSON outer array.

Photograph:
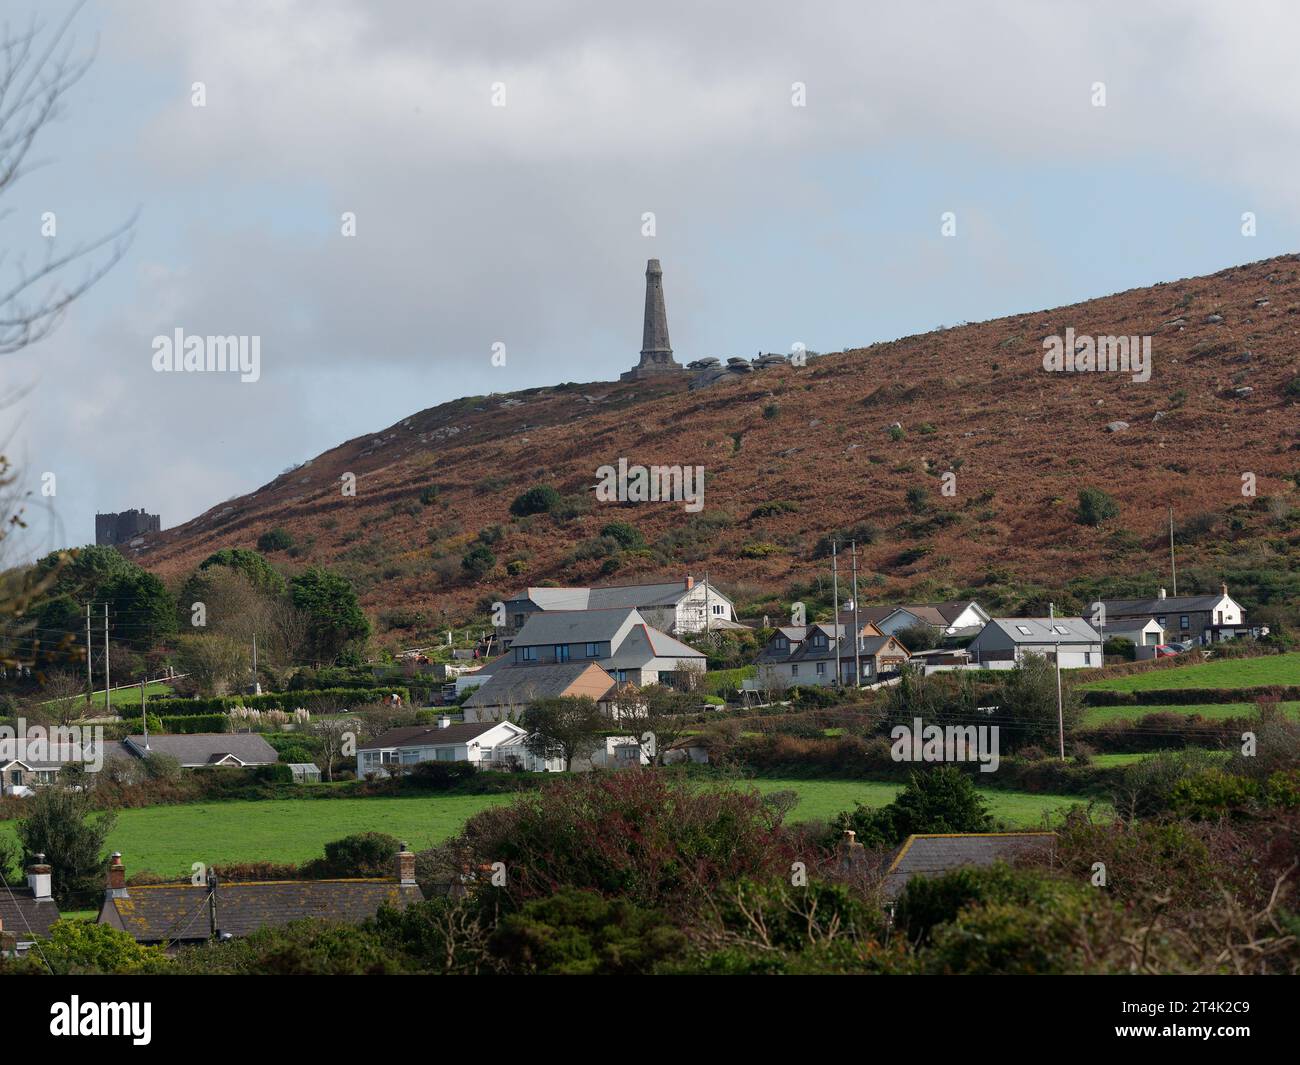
[[133, 254, 1300, 636]]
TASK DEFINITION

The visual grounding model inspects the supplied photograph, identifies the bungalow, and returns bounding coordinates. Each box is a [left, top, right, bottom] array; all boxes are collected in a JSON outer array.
[[98, 848, 423, 947], [966, 617, 1102, 669], [122, 733, 278, 768], [755, 622, 910, 687], [357, 719, 562, 774], [461, 661, 615, 723], [0, 855, 60, 956], [1104, 617, 1166, 659], [1, 739, 133, 794], [502, 576, 738, 635], [1098, 584, 1248, 646], [882, 832, 1056, 902], [507, 608, 706, 687]]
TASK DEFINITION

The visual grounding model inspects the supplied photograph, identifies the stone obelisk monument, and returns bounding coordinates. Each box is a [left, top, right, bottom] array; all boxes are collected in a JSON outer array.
[[621, 259, 683, 381]]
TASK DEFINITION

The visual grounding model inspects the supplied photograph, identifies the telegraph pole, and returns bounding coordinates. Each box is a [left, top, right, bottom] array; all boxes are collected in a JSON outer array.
[[104, 604, 111, 715], [1050, 602, 1064, 761], [1168, 505, 1178, 596], [252, 633, 261, 695], [85, 603, 93, 707], [831, 542, 842, 686], [141, 678, 148, 747], [851, 540, 862, 687]]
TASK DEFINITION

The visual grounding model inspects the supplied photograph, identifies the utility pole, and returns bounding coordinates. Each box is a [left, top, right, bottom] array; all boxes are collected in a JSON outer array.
[[104, 604, 111, 715], [831, 541, 842, 686], [1168, 505, 1178, 596], [85, 603, 93, 707], [851, 540, 862, 687], [1050, 602, 1064, 761], [141, 679, 148, 747], [251, 634, 261, 695]]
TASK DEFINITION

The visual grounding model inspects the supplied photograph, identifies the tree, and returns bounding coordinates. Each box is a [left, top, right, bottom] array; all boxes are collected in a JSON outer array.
[[998, 653, 1083, 750], [40, 919, 169, 975], [15, 786, 117, 906], [831, 766, 993, 848], [173, 634, 249, 696], [522, 695, 605, 771], [608, 684, 692, 765], [289, 568, 371, 664], [198, 547, 285, 596], [310, 716, 355, 782], [29, 670, 85, 726]]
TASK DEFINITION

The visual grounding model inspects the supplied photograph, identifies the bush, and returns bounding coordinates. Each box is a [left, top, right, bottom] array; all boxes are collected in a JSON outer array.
[[419, 485, 440, 505], [257, 527, 294, 552], [461, 545, 496, 579], [313, 832, 403, 878], [409, 761, 477, 790], [510, 485, 561, 517], [1076, 487, 1119, 526], [598, 521, 644, 550], [830, 766, 994, 849]]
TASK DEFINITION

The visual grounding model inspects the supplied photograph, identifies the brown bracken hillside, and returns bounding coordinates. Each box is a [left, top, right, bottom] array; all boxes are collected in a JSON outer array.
[[133, 254, 1300, 636]]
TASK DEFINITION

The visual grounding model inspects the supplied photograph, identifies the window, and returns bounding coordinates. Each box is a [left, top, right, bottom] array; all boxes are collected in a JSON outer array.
[[400, 750, 420, 765], [1180, 615, 1189, 630], [712, 604, 724, 615], [775, 637, 788, 650], [1016, 625, 1033, 635], [1053, 625, 1070, 635], [791, 664, 799, 677], [585, 642, 599, 658], [1157, 616, 1166, 627], [811, 633, 826, 647], [1083, 652, 1091, 665], [519, 646, 537, 662], [615, 670, 628, 683], [555, 644, 570, 662], [436, 749, 455, 762], [816, 662, 826, 676], [512, 614, 527, 629]]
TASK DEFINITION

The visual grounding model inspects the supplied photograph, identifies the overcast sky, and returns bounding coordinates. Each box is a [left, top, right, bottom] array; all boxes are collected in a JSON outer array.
[[7, 0, 1300, 554]]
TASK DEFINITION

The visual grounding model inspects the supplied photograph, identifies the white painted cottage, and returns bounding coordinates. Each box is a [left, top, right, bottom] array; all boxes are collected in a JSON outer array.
[[967, 617, 1103, 670]]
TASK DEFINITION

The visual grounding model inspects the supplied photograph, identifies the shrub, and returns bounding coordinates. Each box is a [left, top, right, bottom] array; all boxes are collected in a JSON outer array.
[[461, 545, 496, 579], [829, 766, 994, 849], [257, 527, 294, 552], [1076, 487, 1119, 526], [419, 485, 440, 505], [315, 832, 403, 878], [749, 500, 800, 519], [509, 485, 561, 517], [598, 521, 644, 550]]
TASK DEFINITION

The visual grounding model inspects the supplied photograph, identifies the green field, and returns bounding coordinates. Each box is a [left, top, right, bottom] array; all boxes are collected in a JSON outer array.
[[1081, 700, 1300, 725], [87, 682, 173, 709], [0, 795, 512, 880], [0, 775, 1098, 878], [746, 778, 1097, 827], [1078, 653, 1300, 693]]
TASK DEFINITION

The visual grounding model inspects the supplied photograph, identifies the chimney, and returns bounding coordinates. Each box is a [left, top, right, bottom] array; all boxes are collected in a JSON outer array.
[[837, 829, 866, 874], [436, 715, 451, 730], [397, 842, 416, 886], [1158, 588, 1167, 600], [105, 852, 128, 899], [1221, 582, 1228, 596], [25, 854, 51, 900], [684, 575, 694, 590]]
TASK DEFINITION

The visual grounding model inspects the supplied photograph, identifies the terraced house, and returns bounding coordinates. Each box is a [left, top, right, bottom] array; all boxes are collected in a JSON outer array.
[[755, 622, 911, 686], [1097, 584, 1250, 646]]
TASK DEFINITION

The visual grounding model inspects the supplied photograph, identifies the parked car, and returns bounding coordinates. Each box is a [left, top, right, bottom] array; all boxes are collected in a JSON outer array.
[[1154, 644, 1180, 658]]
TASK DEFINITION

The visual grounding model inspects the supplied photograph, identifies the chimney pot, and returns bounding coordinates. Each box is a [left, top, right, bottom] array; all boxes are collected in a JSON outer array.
[[436, 715, 451, 729], [685, 575, 694, 590], [1158, 588, 1167, 600]]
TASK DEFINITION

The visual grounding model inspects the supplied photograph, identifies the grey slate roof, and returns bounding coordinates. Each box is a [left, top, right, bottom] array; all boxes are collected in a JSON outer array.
[[512, 607, 638, 646], [358, 721, 503, 751], [124, 733, 278, 766], [980, 617, 1101, 645], [883, 833, 1056, 900], [462, 662, 614, 710], [0, 885, 60, 943], [101, 879, 422, 943], [1100, 593, 1228, 615], [509, 578, 732, 611]]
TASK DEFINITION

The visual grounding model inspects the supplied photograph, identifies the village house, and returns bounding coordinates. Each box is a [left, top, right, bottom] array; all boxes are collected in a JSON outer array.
[[1098, 585, 1249, 646], [1103, 617, 1166, 659], [501, 576, 738, 636], [2, 740, 133, 795], [755, 622, 910, 687], [0, 855, 60, 957], [97, 848, 423, 947], [506, 607, 706, 687], [461, 661, 615, 723], [881, 832, 1056, 902], [358, 719, 562, 774], [966, 617, 1103, 669], [849, 600, 991, 640], [122, 733, 279, 768]]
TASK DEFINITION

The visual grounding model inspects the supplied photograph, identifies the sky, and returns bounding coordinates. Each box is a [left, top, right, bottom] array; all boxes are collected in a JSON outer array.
[[6, 0, 1300, 556]]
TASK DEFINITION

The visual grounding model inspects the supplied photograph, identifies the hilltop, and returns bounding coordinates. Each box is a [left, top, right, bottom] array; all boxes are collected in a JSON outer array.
[[132, 254, 1300, 638]]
